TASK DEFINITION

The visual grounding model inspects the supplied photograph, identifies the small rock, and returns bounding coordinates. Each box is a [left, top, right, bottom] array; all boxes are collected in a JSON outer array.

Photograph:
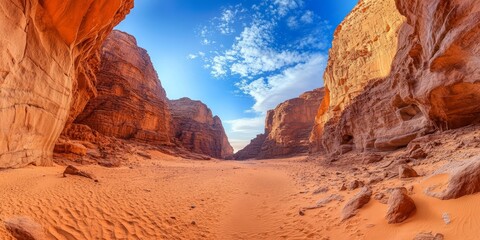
[[339, 183, 347, 191], [442, 212, 451, 224], [367, 176, 383, 185], [413, 232, 444, 240], [373, 192, 388, 204], [63, 165, 97, 181], [191, 221, 196, 225], [341, 187, 372, 221], [386, 187, 416, 224], [399, 164, 419, 178], [4, 216, 47, 240], [299, 209, 305, 216], [347, 180, 365, 191], [136, 151, 152, 159], [191, 205, 196, 209], [312, 187, 329, 194]]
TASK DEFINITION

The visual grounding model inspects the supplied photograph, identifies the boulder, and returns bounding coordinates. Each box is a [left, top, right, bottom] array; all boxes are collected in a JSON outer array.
[[386, 187, 416, 224], [341, 187, 372, 221], [399, 165, 419, 178]]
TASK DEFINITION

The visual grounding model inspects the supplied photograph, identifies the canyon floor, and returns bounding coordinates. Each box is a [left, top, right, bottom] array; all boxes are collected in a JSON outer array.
[[1, 125, 480, 240]]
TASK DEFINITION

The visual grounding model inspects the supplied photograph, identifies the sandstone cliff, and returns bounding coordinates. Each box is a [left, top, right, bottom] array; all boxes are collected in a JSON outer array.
[[169, 98, 234, 159], [311, 0, 480, 155], [74, 30, 173, 145], [0, 0, 133, 168], [235, 88, 324, 160]]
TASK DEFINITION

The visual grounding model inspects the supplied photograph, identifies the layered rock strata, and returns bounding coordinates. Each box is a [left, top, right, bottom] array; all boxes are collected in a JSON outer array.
[[0, 0, 133, 168], [169, 98, 234, 159], [74, 30, 173, 145], [235, 88, 324, 159], [311, 0, 480, 155]]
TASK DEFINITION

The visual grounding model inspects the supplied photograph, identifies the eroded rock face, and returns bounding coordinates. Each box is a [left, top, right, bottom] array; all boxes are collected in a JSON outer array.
[[0, 0, 133, 168], [169, 98, 234, 159], [309, 0, 405, 153], [235, 88, 324, 160], [311, 0, 480, 155], [74, 30, 173, 145]]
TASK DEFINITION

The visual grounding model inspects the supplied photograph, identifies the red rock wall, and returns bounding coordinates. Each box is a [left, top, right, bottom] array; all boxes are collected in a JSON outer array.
[[74, 30, 173, 145], [235, 88, 324, 160], [311, 0, 480, 155], [169, 98, 234, 159], [0, 0, 133, 168]]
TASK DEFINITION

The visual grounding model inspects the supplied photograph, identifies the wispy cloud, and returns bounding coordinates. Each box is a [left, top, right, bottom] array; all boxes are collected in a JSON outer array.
[[193, 0, 331, 151]]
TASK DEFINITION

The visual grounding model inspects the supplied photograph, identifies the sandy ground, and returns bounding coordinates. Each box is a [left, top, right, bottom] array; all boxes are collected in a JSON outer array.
[[1, 133, 480, 240]]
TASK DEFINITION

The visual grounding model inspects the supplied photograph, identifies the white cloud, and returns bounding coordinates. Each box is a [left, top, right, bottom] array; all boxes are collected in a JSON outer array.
[[219, 9, 236, 34], [273, 0, 304, 16], [226, 116, 265, 133], [300, 10, 314, 23], [237, 54, 326, 113], [211, 19, 307, 78], [187, 54, 198, 60], [287, 16, 298, 28]]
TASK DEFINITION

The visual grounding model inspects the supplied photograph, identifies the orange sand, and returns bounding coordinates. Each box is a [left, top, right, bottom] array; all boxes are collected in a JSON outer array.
[[1, 151, 479, 239]]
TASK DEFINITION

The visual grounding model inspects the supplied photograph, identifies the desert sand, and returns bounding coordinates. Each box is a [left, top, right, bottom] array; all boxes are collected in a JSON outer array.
[[1, 133, 480, 240]]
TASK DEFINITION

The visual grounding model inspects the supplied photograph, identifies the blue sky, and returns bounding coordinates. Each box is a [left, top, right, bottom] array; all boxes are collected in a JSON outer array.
[[117, 0, 357, 152]]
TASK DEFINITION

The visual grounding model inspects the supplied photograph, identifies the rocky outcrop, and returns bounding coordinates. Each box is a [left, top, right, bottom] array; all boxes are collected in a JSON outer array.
[[426, 157, 480, 200], [73, 30, 173, 145], [233, 134, 267, 160], [0, 0, 133, 168], [309, 0, 405, 153], [235, 88, 324, 160], [169, 98, 233, 159], [311, 0, 480, 155]]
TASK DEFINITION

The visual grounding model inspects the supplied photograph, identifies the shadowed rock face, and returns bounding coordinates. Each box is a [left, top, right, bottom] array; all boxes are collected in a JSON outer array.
[[234, 88, 324, 160], [74, 30, 173, 145], [169, 98, 234, 159], [310, 0, 480, 155], [0, 0, 133, 168]]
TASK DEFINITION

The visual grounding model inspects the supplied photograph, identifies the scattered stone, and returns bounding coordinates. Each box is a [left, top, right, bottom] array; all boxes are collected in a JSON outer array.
[[63, 165, 97, 181], [347, 180, 365, 191], [413, 232, 444, 240], [341, 187, 372, 221], [312, 187, 329, 195], [399, 164, 419, 178], [386, 187, 416, 224], [442, 212, 451, 224], [367, 176, 384, 185], [4, 216, 47, 240], [409, 148, 427, 159], [373, 192, 388, 204], [191, 221, 196, 225], [339, 183, 347, 191], [362, 153, 384, 164], [190, 205, 196, 209], [299, 209, 305, 216], [136, 151, 152, 159], [300, 194, 344, 214]]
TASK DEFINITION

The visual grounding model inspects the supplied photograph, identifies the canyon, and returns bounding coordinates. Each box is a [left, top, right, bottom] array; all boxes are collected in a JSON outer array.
[[0, 0, 479, 239]]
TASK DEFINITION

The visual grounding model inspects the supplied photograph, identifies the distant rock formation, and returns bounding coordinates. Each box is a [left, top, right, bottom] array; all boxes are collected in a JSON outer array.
[[310, 0, 480, 155], [74, 30, 173, 145], [0, 0, 133, 168], [234, 88, 324, 160], [169, 98, 234, 159]]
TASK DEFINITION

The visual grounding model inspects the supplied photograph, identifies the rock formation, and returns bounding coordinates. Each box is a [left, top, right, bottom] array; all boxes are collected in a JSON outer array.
[[235, 88, 324, 160], [233, 134, 267, 160], [386, 187, 416, 224], [73, 30, 173, 145], [169, 98, 234, 159], [0, 0, 133, 168], [341, 186, 372, 221], [310, 0, 480, 155]]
